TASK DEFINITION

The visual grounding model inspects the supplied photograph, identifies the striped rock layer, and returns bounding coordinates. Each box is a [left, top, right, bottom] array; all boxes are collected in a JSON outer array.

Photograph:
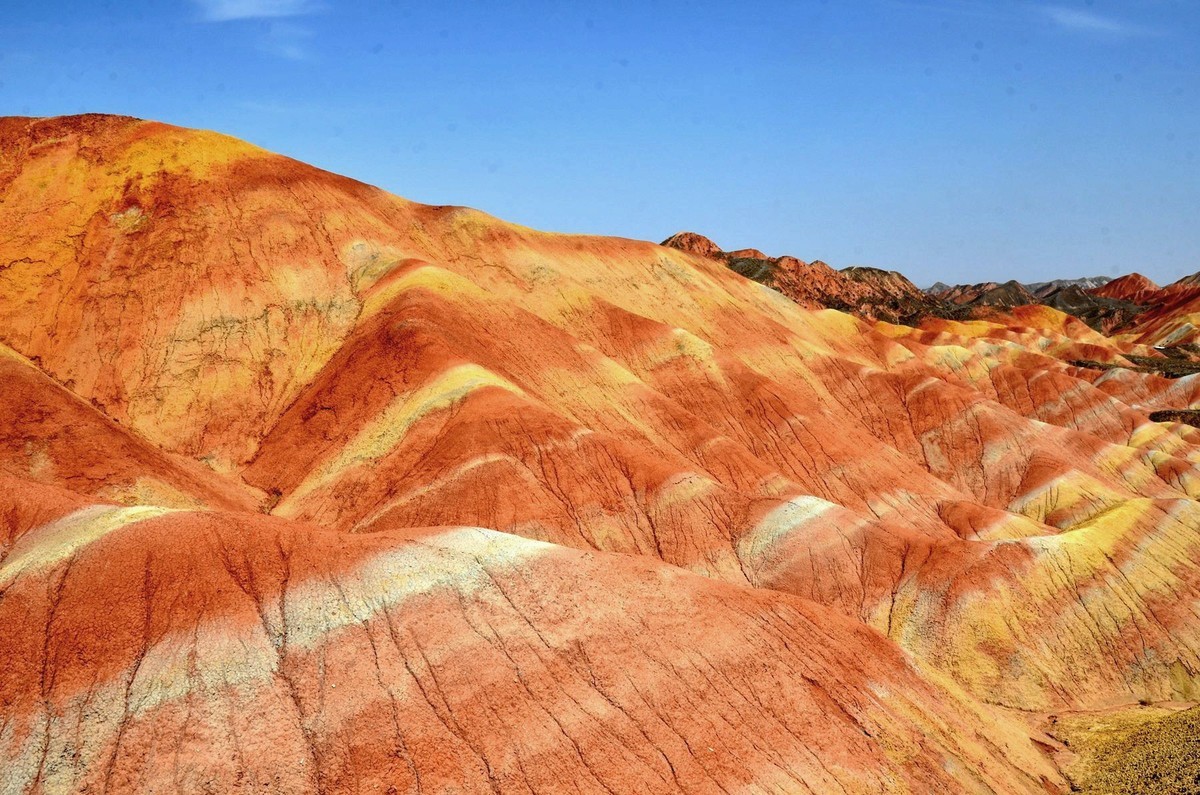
[[2, 114, 1199, 793]]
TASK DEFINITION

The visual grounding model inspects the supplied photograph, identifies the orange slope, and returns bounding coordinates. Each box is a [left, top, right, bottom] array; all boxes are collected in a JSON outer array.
[[0, 475, 1061, 794], [4, 113, 1200, 790]]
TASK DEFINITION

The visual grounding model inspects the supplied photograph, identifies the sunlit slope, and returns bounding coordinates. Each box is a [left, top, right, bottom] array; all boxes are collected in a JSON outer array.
[[0, 476, 1062, 794], [3, 114, 1200, 790], [0, 342, 260, 510]]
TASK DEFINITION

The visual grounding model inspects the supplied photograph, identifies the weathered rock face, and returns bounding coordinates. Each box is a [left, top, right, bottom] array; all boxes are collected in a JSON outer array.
[[1096, 275, 1200, 347], [1, 477, 1064, 794], [1027, 276, 1111, 298], [970, 279, 1039, 307], [659, 231, 722, 259], [927, 272, 1200, 340], [662, 234, 948, 323], [3, 114, 1200, 792], [1039, 285, 1144, 334], [929, 280, 1001, 305]]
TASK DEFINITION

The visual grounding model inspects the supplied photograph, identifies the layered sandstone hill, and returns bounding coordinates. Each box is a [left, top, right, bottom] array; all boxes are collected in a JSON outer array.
[[3, 114, 1200, 793], [1103, 278, 1200, 347], [1091, 273, 1160, 303]]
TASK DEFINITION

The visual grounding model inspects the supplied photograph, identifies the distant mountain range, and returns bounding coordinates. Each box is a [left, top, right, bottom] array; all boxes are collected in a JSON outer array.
[[927, 276, 1112, 298], [663, 233, 1200, 342]]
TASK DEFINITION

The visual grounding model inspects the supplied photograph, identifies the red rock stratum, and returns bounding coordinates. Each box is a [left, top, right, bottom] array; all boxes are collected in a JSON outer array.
[[3, 114, 1200, 793]]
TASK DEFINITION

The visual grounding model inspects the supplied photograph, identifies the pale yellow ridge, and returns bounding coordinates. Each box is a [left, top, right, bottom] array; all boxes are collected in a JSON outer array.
[[0, 504, 180, 587], [277, 364, 525, 515]]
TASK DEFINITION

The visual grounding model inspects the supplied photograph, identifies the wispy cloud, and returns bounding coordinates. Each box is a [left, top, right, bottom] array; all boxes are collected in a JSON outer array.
[[259, 22, 313, 60], [237, 99, 316, 113], [192, 0, 319, 22], [875, 0, 1011, 22], [236, 98, 376, 115], [879, 0, 1162, 39], [191, 0, 321, 60], [1039, 5, 1158, 37]]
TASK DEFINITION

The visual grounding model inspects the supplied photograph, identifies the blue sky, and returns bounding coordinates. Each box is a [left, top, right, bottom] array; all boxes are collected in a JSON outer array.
[[3, 1, 1198, 286]]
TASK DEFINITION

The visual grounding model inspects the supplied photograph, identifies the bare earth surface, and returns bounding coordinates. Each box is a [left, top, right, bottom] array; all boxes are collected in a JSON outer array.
[[1046, 704, 1200, 794], [2, 114, 1200, 793]]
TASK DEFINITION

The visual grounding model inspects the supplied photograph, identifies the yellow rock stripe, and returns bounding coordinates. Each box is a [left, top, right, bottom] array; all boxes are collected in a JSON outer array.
[[0, 504, 180, 588], [277, 364, 525, 515]]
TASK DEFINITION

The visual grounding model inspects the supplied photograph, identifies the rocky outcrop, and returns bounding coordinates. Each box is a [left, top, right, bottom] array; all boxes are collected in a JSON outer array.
[[659, 231, 722, 259], [663, 234, 950, 324], [1148, 409, 1200, 428]]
